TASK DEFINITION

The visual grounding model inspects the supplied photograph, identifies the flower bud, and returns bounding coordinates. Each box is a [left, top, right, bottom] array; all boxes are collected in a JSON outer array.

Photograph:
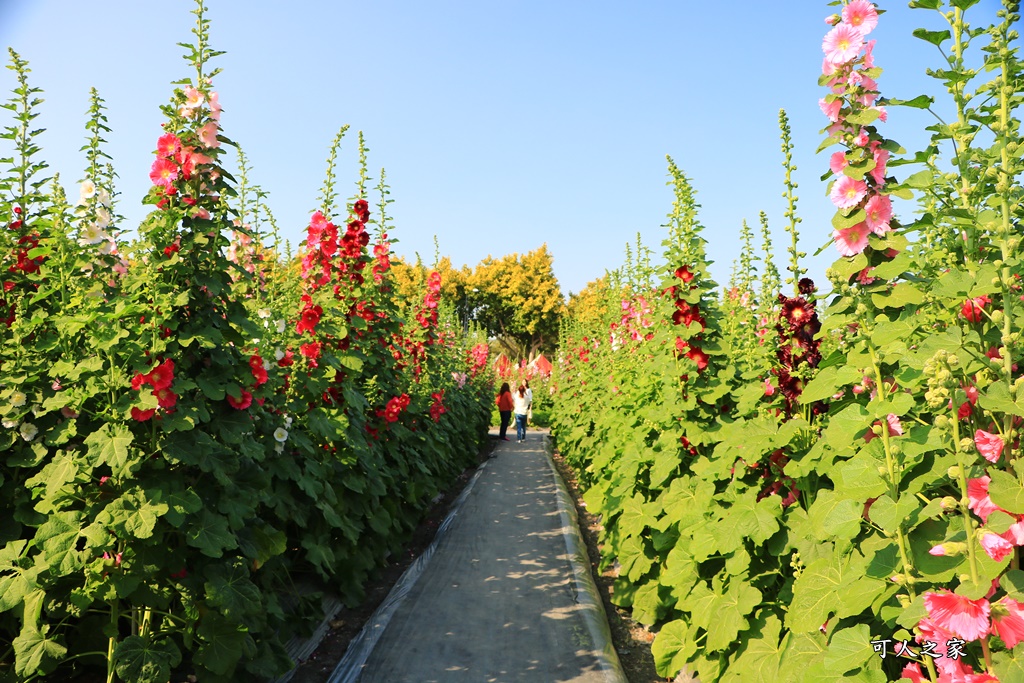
[[960, 437, 976, 452], [940, 496, 958, 510], [934, 414, 950, 429], [948, 354, 961, 368], [992, 310, 1005, 324], [948, 465, 962, 479]]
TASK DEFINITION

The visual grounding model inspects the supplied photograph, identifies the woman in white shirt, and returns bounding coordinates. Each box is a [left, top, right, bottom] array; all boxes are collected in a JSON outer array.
[[512, 385, 530, 443]]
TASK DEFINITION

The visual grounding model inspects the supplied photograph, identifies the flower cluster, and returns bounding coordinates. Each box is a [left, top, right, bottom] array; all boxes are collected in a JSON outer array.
[[130, 359, 177, 421], [337, 199, 371, 286], [772, 279, 823, 413], [300, 211, 338, 286], [379, 393, 411, 423], [149, 131, 214, 210], [610, 295, 654, 348], [467, 343, 490, 376], [820, 1, 893, 256], [754, 450, 799, 508], [668, 265, 709, 371], [429, 391, 447, 422], [416, 271, 442, 330]]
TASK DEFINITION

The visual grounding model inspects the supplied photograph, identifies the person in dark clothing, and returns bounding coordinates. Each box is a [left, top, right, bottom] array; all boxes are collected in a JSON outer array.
[[496, 382, 513, 441]]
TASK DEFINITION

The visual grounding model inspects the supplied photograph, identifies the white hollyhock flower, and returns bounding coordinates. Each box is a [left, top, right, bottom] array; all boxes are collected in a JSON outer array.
[[273, 428, 288, 443], [274, 348, 285, 361], [10, 391, 26, 407], [79, 179, 96, 203], [276, 320, 286, 334], [19, 422, 38, 442], [257, 308, 271, 319], [2, 418, 18, 429], [79, 223, 107, 246], [95, 207, 111, 229], [96, 189, 111, 207]]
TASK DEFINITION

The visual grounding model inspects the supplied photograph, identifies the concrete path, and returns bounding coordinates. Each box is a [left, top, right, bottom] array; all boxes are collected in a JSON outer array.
[[332, 429, 626, 683]]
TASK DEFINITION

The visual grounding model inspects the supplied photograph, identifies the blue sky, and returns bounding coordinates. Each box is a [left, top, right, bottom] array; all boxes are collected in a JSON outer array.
[[0, 1, 1004, 298]]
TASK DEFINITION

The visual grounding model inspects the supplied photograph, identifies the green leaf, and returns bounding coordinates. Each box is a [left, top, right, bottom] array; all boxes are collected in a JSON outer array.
[[809, 489, 863, 542], [834, 457, 887, 501], [902, 169, 935, 189], [951, 0, 981, 9], [868, 494, 918, 535], [194, 613, 251, 676], [1000, 569, 1024, 601], [204, 560, 262, 620], [824, 624, 873, 675], [730, 615, 784, 682], [0, 570, 31, 612], [886, 95, 934, 109], [992, 649, 1024, 683], [34, 512, 83, 577], [788, 557, 844, 633], [13, 626, 66, 677], [779, 632, 827, 680], [705, 583, 763, 651], [871, 283, 924, 309], [912, 28, 951, 47], [989, 469, 1024, 514], [980, 382, 1024, 419], [652, 619, 697, 678], [908, 0, 941, 7], [186, 510, 238, 558], [114, 636, 182, 683], [85, 423, 135, 477]]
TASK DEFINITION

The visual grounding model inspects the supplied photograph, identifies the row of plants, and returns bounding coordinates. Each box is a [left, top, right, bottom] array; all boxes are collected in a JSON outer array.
[[551, 1, 1024, 681], [0, 4, 492, 682]]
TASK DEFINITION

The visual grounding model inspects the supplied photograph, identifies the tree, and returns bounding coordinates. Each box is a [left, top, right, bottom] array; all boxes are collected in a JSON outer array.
[[567, 275, 612, 332], [466, 244, 565, 360]]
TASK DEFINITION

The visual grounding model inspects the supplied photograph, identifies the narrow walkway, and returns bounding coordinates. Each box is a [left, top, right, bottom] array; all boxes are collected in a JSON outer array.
[[333, 429, 625, 683]]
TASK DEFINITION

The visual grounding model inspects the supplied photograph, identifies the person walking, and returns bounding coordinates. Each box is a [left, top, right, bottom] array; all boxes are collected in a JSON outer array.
[[496, 382, 513, 441], [513, 384, 529, 443], [524, 380, 533, 426]]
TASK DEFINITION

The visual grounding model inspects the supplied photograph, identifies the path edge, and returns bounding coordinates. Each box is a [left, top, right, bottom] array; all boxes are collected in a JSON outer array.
[[322, 458, 491, 683], [544, 435, 628, 683]]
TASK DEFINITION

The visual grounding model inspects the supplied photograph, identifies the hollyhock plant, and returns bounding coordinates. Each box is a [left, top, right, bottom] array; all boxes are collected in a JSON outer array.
[[226, 389, 253, 410]]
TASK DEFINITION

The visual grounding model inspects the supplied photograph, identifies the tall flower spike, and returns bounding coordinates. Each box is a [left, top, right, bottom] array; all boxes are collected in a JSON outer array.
[[318, 124, 350, 218], [779, 110, 805, 294]]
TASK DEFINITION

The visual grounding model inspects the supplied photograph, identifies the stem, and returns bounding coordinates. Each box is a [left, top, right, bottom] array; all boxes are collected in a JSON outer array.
[[105, 598, 119, 683], [952, 407, 982, 584]]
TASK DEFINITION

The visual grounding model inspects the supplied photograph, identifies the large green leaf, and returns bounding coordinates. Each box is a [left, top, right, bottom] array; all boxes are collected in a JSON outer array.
[[788, 557, 845, 633], [114, 636, 182, 683], [204, 560, 262, 621], [85, 423, 135, 477], [727, 615, 784, 682], [990, 469, 1024, 515], [13, 627, 66, 677], [824, 624, 874, 675], [808, 489, 862, 542], [705, 583, 763, 651], [194, 613, 252, 676], [779, 632, 827, 680], [186, 510, 238, 558], [651, 619, 697, 679]]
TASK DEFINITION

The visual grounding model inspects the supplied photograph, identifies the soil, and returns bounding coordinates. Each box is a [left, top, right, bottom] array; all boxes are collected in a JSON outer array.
[[286, 437, 496, 683], [549, 447, 666, 683], [286, 434, 664, 683]]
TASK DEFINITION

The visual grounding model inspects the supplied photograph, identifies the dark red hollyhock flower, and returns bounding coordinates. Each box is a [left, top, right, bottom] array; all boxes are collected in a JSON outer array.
[[131, 407, 156, 421], [148, 359, 175, 390], [779, 295, 814, 331], [227, 389, 253, 410], [675, 266, 695, 283], [278, 349, 294, 367], [798, 278, 816, 296]]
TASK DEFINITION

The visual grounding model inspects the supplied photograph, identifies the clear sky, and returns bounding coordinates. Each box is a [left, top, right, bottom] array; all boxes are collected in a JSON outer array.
[[0, 0, 1005, 298]]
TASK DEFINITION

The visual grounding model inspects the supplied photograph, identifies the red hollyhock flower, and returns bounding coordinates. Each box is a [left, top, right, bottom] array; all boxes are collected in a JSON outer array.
[[150, 157, 179, 189], [299, 342, 322, 367], [131, 372, 150, 390], [153, 387, 178, 409], [296, 299, 323, 336], [131, 407, 156, 422], [961, 296, 992, 323], [148, 359, 175, 390], [685, 346, 709, 371], [277, 349, 294, 367], [674, 266, 695, 283], [227, 389, 253, 410], [156, 133, 182, 158]]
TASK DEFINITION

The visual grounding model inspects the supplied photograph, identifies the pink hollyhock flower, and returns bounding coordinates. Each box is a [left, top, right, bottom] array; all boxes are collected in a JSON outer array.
[[819, 97, 842, 122], [901, 663, 926, 683], [991, 597, 1024, 648], [915, 618, 958, 672], [823, 23, 864, 65], [874, 106, 888, 123], [864, 194, 892, 234], [966, 674, 1001, 683], [830, 151, 848, 175], [198, 121, 220, 148], [863, 39, 877, 68], [833, 222, 870, 256], [864, 413, 903, 442], [209, 92, 221, 121], [968, 476, 1001, 523], [157, 133, 182, 158], [830, 176, 868, 209], [929, 544, 947, 556], [923, 590, 991, 641], [853, 129, 870, 147], [1002, 517, 1024, 546], [182, 85, 205, 110], [764, 378, 775, 396], [870, 146, 889, 184], [843, 0, 879, 36], [150, 158, 179, 189], [822, 56, 839, 77], [975, 430, 1005, 463], [981, 532, 1014, 562]]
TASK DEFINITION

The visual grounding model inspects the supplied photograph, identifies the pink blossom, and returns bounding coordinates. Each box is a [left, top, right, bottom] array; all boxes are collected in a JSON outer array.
[[923, 590, 990, 641], [819, 97, 842, 122], [975, 430, 1005, 463], [830, 151, 848, 175], [853, 129, 870, 147], [929, 544, 947, 556], [183, 85, 205, 110], [830, 176, 868, 209], [863, 39, 877, 68], [823, 23, 864, 65], [870, 146, 889, 185], [198, 121, 220, 148], [843, 0, 879, 36], [992, 597, 1024, 648], [833, 222, 870, 256], [822, 57, 839, 77], [900, 663, 926, 683], [150, 158, 178, 189], [981, 532, 1014, 562], [1002, 518, 1024, 546], [968, 477, 1001, 523], [764, 378, 775, 396], [209, 91, 221, 121], [864, 194, 892, 235], [864, 413, 903, 442], [874, 106, 888, 123]]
